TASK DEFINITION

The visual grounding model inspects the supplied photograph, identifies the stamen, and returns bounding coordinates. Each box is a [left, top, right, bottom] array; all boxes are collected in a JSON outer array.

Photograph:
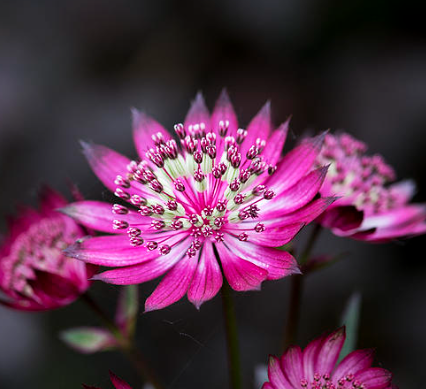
[[114, 188, 130, 200], [114, 175, 131, 188], [112, 204, 129, 215], [113, 220, 129, 230], [174, 123, 186, 139], [147, 241, 158, 251]]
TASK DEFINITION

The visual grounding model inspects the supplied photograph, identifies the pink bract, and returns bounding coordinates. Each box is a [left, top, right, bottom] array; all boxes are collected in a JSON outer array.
[[64, 90, 333, 311], [0, 187, 95, 311], [316, 133, 426, 242], [262, 328, 395, 389]]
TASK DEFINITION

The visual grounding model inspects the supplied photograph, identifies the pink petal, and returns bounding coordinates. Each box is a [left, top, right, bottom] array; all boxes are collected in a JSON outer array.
[[302, 335, 323, 380], [187, 241, 223, 309], [280, 346, 304, 387], [223, 236, 300, 280], [262, 119, 290, 167], [92, 239, 191, 285], [333, 349, 375, 380], [217, 243, 268, 291], [267, 355, 292, 389], [60, 201, 148, 233], [132, 109, 171, 160], [109, 371, 133, 389], [184, 92, 210, 132], [389, 179, 416, 202], [320, 206, 364, 232], [261, 383, 276, 389], [64, 235, 160, 267], [355, 368, 392, 389], [262, 197, 335, 224], [81, 142, 155, 201], [241, 101, 271, 158], [226, 223, 303, 247], [359, 221, 426, 242], [314, 327, 345, 375], [211, 89, 238, 144], [267, 132, 325, 193], [263, 166, 328, 216], [145, 253, 198, 311]]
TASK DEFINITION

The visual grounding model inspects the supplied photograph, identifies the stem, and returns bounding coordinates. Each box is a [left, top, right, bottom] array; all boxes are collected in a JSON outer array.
[[282, 224, 322, 350], [221, 280, 242, 389], [81, 293, 164, 389]]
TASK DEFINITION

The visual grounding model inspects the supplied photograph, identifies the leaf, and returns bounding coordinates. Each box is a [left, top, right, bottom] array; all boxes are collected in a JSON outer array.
[[115, 285, 139, 336], [338, 292, 362, 362], [60, 327, 117, 354]]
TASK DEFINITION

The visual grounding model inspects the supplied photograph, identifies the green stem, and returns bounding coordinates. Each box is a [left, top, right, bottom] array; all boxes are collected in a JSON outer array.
[[81, 293, 164, 389], [282, 224, 322, 350], [221, 280, 242, 389]]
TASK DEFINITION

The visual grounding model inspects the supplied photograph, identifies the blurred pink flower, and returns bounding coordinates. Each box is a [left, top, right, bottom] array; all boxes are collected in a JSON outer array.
[[64, 91, 332, 311], [262, 328, 394, 389], [83, 371, 132, 389], [0, 187, 95, 311], [316, 133, 426, 242]]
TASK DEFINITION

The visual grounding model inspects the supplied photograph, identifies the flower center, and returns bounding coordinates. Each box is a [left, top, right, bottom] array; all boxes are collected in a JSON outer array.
[[112, 120, 277, 257]]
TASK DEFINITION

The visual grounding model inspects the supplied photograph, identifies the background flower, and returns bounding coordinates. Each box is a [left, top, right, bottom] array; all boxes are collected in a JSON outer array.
[[0, 186, 95, 311], [316, 133, 426, 242]]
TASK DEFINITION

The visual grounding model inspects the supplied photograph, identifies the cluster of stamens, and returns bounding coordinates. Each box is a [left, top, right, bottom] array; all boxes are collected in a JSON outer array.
[[111, 119, 279, 256], [317, 133, 404, 214], [300, 373, 366, 389]]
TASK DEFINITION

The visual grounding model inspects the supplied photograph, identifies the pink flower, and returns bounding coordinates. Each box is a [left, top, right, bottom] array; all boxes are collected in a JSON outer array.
[[316, 133, 426, 242], [0, 187, 95, 311], [83, 371, 132, 389], [262, 328, 395, 389], [64, 91, 332, 311]]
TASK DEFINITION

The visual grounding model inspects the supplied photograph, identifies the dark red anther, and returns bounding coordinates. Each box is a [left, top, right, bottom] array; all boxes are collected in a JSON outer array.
[[166, 200, 178, 211], [263, 189, 275, 200], [147, 241, 158, 251], [139, 206, 153, 216], [239, 169, 251, 183], [112, 204, 129, 215], [127, 160, 139, 173], [238, 210, 250, 220], [218, 120, 229, 137], [216, 199, 228, 212], [130, 194, 147, 206], [165, 139, 178, 159], [127, 227, 141, 237], [129, 236, 144, 247], [225, 136, 236, 150], [114, 188, 130, 200], [152, 204, 165, 215], [206, 145, 217, 159], [268, 164, 277, 175], [113, 220, 129, 230], [193, 151, 203, 164], [252, 185, 266, 196], [236, 128, 247, 145], [230, 152, 241, 168], [194, 168, 205, 182], [151, 132, 165, 146], [234, 193, 245, 204], [254, 223, 265, 232], [174, 123, 186, 139], [215, 232, 225, 242], [174, 179, 185, 192], [150, 179, 163, 193], [206, 132, 216, 144], [255, 138, 266, 152], [114, 175, 131, 188], [171, 219, 183, 230], [229, 178, 241, 192], [151, 220, 165, 230], [160, 245, 171, 255], [238, 232, 248, 241], [246, 145, 259, 160], [200, 137, 208, 153], [189, 214, 199, 225], [203, 205, 214, 216]]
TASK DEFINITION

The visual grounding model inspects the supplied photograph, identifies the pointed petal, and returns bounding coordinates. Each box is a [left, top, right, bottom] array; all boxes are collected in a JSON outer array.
[[262, 119, 290, 166], [223, 236, 300, 280], [264, 166, 328, 215], [280, 346, 304, 387], [65, 234, 185, 267], [334, 349, 375, 380], [218, 243, 268, 291], [314, 327, 345, 375], [320, 206, 364, 232], [267, 355, 292, 388], [92, 239, 191, 284], [267, 132, 325, 193], [211, 89, 238, 136], [60, 201, 148, 233], [145, 253, 198, 311], [109, 371, 133, 389], [184, 92, 210, 133], [355, 368, 393, 389], [39, 185, 68, 216], [389, 179, 416, 202], [302, 335, 323, 380], [187, 241, 223, 309], [241, 101, 272, 157], [132, 109, 171, 159], [226, 223, 304, 247]]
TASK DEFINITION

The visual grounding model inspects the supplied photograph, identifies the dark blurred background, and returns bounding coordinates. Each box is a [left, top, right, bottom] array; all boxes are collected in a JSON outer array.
[[0, 0, 425, 388]]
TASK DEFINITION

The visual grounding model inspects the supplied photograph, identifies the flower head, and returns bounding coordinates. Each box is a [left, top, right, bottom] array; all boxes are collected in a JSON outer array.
[[316, 133, 426, 242], [64, 90, 332, 311], [0, 187, 94, 311], [262, 328, 395, 389]]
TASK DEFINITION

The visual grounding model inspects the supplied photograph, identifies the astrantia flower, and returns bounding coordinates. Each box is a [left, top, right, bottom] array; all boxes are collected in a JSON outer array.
[[83, 371, 132, 389], [316, 133, 426, 242], [262, 328, 395, 389], [0, 187, 94, 311], [64, 91, 332, 311]]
